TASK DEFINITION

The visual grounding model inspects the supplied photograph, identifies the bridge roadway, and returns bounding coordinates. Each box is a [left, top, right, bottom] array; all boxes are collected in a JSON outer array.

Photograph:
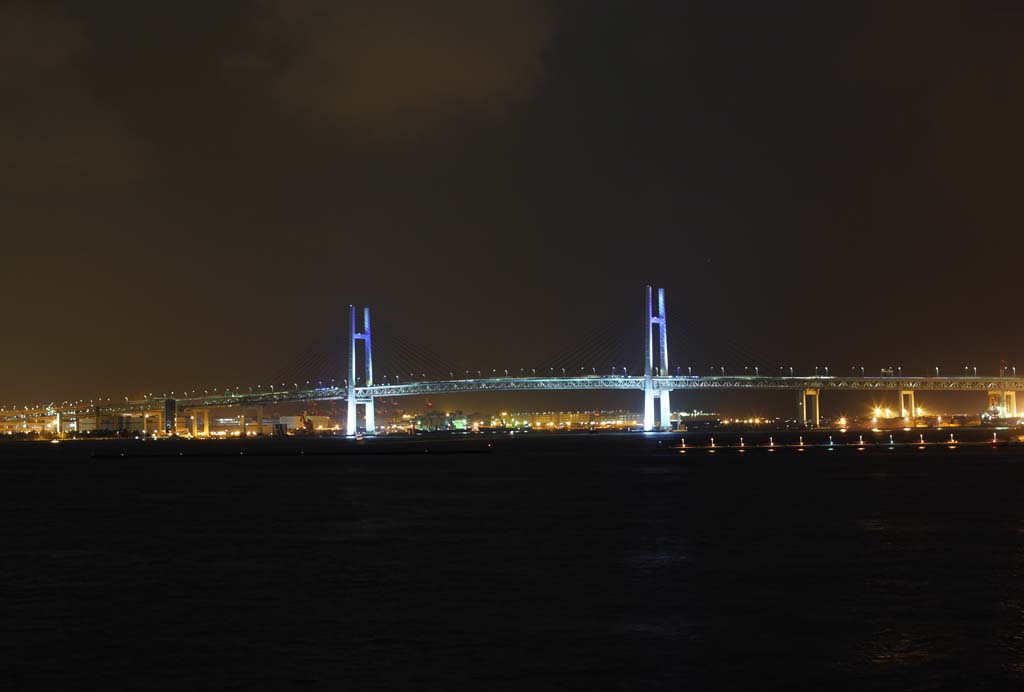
[[3, 375, 1022, 425], [356, 375, 1024, 399], [8, 375, 1018, 415]]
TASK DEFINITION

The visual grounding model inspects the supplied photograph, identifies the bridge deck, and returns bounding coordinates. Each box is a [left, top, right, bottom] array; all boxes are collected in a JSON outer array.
[[7, 375, 1023, 420]]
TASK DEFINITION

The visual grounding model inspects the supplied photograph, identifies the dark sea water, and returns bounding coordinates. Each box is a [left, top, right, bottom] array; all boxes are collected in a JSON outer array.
[[4, 433, 1024, 691]]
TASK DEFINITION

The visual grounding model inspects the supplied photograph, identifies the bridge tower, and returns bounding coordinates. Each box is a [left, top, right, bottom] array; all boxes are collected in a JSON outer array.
[[346, 305, 375, 435], [643, 286, 671, 431]]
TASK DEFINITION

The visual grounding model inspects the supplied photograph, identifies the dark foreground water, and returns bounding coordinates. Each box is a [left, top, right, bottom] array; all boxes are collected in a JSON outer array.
[[4, 434, 1024, 690]]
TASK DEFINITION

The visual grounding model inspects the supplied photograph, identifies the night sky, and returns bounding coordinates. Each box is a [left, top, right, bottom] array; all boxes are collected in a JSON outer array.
[[4, 1, 1023, 413]]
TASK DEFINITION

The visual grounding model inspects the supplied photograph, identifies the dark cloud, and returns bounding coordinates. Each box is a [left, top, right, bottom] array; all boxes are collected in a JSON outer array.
[[926, 38, 1024, 232], [0, 3, 146, 198], [245, 1, 556, 132]]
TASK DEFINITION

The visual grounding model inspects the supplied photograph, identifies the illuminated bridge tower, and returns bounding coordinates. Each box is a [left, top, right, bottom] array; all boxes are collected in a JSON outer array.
[[643, 285, 671, 431], [346, 305, 375, 435]]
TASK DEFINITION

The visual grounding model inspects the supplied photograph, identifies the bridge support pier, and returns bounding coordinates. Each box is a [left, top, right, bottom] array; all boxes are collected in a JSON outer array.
[[239, 414, 246, 437], [190, 409, 211, 437], [164, 399, 175, 435], [256, 406, 264, 436], [900, 390, 916, 418], [798, 388, 820, 426], [643, 389, 656, 431], [347, 305, 375, 435], [989, 391, 1018, 418], [643, 286, 671, 431], [365, 399, 375, 433], [659, 392, 671, 432], [346, 403, 356, 435]]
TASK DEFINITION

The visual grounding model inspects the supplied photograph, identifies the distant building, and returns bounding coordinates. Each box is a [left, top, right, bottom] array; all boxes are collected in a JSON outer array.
[[279, 415, 331, 431], [498, 409, 719, 430], [413, 410, 468, 432], [504, 410, 641, 429], [75, 414, 121, 432]]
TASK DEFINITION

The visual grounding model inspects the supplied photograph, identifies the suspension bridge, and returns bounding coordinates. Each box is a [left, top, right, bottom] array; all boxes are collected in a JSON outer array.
[[2, 286, 1021, 436]]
